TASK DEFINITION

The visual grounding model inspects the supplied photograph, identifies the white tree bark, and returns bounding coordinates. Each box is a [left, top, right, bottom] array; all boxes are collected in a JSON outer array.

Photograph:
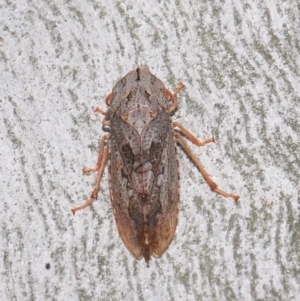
[[0, 0, 299, 300]]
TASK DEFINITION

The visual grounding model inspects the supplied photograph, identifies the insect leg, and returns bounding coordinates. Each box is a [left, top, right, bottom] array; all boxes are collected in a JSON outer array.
[[173, 122, 215, 146], [166, 82, 186, 113], [174, 132, 239, 201], [82, 134, 109, 174], [94, 107, 110, 126], [71, 135, 110, 214]]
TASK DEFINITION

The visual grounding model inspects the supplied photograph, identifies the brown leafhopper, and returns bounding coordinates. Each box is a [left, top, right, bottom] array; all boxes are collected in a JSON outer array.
[[72, 68, 239, 266]]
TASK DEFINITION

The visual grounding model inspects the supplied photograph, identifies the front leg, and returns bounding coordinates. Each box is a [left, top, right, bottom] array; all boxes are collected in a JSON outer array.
[[164, 82, 186, 113]]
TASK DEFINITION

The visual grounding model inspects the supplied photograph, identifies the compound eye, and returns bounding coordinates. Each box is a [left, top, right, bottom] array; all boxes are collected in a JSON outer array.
[[105, 93, 114, 106]]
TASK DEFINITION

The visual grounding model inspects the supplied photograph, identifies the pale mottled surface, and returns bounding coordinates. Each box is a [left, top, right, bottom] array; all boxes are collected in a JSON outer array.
[[0, 0, 299, 300]]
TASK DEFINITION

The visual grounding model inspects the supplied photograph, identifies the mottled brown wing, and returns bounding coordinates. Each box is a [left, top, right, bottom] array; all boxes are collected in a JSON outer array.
[[109, 116, 144, 259], [109, 112, 180, 259], [145, 115, 180, 257]]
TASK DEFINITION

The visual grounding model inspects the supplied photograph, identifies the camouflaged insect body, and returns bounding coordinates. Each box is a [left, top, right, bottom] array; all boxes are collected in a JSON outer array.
[[72, 68, 239, 266], [108, 69, 180, 264]]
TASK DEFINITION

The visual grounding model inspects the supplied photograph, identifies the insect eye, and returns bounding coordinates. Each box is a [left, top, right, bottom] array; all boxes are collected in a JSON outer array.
[[105, 93, 114, 106]]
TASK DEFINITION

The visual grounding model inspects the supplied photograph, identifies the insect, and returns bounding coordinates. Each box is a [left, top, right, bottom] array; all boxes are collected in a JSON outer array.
[[72, 68, 239, 266]]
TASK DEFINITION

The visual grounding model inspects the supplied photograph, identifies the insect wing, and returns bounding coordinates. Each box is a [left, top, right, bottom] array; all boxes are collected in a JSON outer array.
[[109, 116, 143, 259], [109, 112, 180, 259], [147, 116, 180, 257]]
